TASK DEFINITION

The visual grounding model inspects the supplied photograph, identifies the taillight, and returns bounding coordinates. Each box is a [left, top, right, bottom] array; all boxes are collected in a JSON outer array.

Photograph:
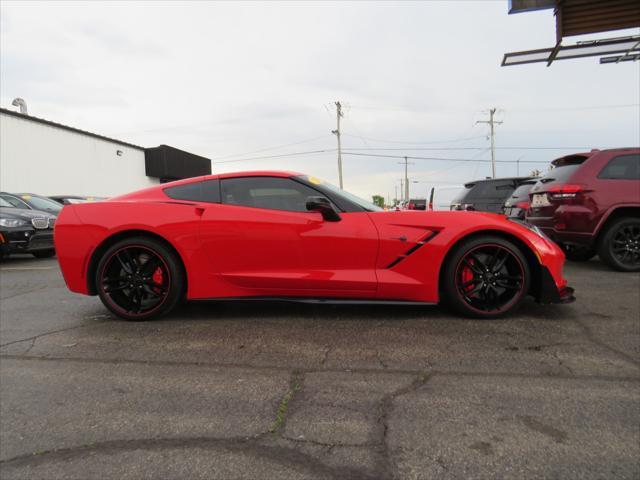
[[547, 184, 582, 199], [515, 201, 529, 210], [428, 202, 433, 211]]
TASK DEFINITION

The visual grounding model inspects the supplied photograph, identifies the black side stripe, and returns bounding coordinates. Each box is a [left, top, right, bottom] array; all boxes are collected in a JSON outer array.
[[386, 231, 439, 269]]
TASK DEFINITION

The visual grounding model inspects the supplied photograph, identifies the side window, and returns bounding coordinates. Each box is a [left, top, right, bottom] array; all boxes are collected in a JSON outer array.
[[221, 177, 321, 212], [163, 179, 220, 203], [598, 154, 640, 180]]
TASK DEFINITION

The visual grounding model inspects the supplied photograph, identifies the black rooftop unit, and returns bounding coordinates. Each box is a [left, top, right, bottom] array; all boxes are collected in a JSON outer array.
[[145, 144, 211, 181]]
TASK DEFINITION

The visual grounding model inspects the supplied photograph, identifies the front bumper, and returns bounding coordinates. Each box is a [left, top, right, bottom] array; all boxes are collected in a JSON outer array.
[[535, 266, 576, 304], [0, 227, 55, 254]]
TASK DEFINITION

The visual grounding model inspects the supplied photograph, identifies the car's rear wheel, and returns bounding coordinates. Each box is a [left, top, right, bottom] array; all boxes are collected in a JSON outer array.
[[32, 249, 56, 258], [598, 217, 640, 272], [442, 236, 530, 318], [95, 237, 185, 320], [561, 244, 596, 262]]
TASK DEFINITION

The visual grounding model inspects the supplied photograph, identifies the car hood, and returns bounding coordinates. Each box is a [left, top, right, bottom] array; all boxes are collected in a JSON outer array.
[[0, 207, 57, 220]]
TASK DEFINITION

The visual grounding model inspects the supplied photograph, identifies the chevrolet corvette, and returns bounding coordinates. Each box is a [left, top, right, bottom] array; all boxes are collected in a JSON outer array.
[[54, 171, 575, 320]]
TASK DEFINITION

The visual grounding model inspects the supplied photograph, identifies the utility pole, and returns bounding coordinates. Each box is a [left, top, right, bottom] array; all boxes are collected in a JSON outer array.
[[399, 179, 404, 202], [398, 156, 414, 201], [476, 108, 503, 178], [394, 185, 398, 205], [331, 101, 344, 189]]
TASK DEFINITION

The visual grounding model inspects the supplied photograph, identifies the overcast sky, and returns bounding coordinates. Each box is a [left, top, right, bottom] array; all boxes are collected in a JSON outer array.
[[1, 1, 639, 201]]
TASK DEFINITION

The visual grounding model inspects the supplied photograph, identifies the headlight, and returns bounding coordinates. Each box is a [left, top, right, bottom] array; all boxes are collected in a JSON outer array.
[[0, 218, 28, 228], [525, 223, 552, 242]]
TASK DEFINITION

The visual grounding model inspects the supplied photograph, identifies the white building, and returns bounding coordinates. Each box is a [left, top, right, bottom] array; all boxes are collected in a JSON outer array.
[[0, 107, 211, 197]]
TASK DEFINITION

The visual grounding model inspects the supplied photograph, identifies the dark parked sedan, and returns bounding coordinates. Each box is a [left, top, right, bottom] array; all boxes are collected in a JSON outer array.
[[502, 179, 538, 220], [0, 198, 56, 259], [450, 177, 535, 213], [0, 192, 62, 215], [49, 195, 107, 205]]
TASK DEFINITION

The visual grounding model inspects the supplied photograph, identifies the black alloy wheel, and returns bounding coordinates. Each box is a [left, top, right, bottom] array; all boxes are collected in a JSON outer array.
[[599, 217, 640, 272], [442, 236, 530, 318], [96, 237, 185, 320]]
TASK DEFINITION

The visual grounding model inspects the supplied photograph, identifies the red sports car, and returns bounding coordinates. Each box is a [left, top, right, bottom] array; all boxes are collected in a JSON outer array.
[[54, 171, 575, 320]]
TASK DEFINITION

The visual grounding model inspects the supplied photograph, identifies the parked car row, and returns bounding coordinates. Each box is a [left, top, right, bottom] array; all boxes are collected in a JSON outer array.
[[0, 192, 104, 259], [445, 148, 639, 272]]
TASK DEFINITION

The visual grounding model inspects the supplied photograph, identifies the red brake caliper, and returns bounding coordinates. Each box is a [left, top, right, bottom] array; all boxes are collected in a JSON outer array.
[[461, 260, 475, 294], [152, 267, 164, 293]]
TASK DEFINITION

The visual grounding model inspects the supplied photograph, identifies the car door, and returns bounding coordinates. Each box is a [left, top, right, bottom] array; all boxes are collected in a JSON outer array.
[[199, 176, 379, 296]]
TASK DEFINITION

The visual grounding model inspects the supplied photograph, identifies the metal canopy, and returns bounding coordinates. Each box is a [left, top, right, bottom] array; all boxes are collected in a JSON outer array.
[[502, 35, 640, 66], [504, 0, 640, 67]]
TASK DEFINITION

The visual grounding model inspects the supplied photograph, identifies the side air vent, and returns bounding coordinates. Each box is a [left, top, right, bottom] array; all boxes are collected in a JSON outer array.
[[387, 230, 439, 269]]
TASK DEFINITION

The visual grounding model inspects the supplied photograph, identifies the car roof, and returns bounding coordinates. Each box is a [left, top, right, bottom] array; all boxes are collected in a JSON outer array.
[[204, 170, 303, 181], [463, 176, 534, 188]]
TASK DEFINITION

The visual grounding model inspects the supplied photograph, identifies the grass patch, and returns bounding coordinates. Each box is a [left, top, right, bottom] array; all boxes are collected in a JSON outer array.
[[269, 373, 302, 434]]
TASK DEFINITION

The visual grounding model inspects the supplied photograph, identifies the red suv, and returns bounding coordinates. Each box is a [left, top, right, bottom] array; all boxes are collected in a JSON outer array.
[[526, 148, 640, 271]]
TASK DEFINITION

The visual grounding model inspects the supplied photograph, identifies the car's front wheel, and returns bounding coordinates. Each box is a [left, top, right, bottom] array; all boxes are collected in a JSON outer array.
[[95, 237, 185, 321], [598, 217, 640, 272], [441, 236, 531, 318]]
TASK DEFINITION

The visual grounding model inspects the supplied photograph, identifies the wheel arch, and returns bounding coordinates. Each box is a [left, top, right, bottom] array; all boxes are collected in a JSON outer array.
[[438, 229, 542, 299], [86, 229, 188, 295], [594, 206, 640, 248]]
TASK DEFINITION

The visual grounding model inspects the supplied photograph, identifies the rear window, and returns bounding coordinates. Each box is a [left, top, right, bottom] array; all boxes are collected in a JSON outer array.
[[598, 154, 640, 180], [164, 179, 220, 203], [458, 181, 515, 201], [509, 183, 535, 201], [539, 164, 581, 183]]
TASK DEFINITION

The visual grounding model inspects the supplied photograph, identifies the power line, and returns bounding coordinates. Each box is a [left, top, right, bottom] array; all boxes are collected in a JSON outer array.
[[342, 151, 551, 164], [212, 135, 331, 161], [341, 133, 486, 145], [215, 149, 336, 164], [341, 146, 593, 151]]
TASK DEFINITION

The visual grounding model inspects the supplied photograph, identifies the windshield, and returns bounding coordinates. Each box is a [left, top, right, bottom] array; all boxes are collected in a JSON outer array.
[[297, 175, 383, 212], [0, 197, 14, 208], [21, 195, 63, 213]]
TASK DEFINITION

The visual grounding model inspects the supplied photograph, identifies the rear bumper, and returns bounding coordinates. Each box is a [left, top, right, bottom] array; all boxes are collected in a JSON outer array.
[[526, 207, 596, 248], [535, 266, 576, 304]]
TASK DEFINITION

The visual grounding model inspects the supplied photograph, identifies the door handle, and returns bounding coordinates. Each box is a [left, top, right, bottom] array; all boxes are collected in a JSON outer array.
[[393, 235, 407, 242]]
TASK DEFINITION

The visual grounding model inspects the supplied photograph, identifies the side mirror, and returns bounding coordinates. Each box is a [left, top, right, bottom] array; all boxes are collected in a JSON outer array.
[[306, 196, 341, 222]]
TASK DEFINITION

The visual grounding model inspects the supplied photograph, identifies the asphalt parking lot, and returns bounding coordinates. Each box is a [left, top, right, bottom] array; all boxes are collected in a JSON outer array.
[[0, 256, 638, 480]]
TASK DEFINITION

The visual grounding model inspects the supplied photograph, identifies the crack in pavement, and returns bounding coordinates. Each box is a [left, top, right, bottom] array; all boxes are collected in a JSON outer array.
[[2, 353, 637, 382], [0, 285, 48, 301], [0, 322, 103, 349], [376, 372, 431, 479], [569, 316, 640, 367], [269, 371, 304, 434], [0, 435, 378, 480]]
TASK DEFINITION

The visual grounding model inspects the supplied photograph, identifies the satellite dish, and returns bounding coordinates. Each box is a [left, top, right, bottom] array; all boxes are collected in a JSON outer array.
[[11, 98, 28, 114]]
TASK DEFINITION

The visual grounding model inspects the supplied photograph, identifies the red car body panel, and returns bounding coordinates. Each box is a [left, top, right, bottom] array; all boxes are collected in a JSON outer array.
[[55, 171, 569, 305]]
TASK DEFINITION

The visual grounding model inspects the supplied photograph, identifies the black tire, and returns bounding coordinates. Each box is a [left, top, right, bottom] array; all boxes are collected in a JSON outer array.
[[32, 249, 56, 258], [562, 244, 596, 262], [441, 236, 531, 319], [95, 236, 185, 321], [598, 217, 640, 272]]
